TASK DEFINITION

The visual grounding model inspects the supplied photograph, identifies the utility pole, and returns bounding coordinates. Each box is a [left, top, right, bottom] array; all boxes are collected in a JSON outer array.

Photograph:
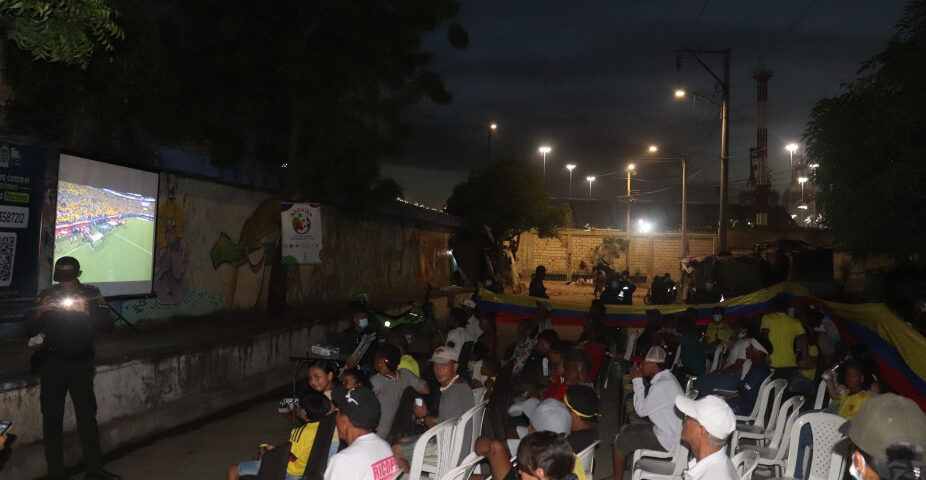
[[677, 48, 731, 253], [753, 68, 772, 226]]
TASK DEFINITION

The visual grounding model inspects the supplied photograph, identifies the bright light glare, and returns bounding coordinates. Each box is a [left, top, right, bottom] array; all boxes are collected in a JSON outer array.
[[637, 218, 653, 233], [490, 123, 497, 130], [674, 89, 686, 98], [62, 297, 74, 307], [798, 204, 808, 210], [627, 163, 635, 171], [384, 320, 392, 328], [586, 176, 596, 182], [566, 164, 576, 171], [539, 146, 551, 154], [809, 163, 819, 169], [786, 143, 799, 154], [648, 145, 659, 153], [791, 214, 798, 219], [798, 176, 809, 184]]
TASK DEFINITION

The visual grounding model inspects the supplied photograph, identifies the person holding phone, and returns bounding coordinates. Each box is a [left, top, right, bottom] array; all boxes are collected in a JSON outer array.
[[26, 257, 119, 480]]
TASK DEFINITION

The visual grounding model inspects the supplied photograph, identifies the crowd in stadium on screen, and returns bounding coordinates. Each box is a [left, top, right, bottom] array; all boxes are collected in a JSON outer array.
[[56, 183, 154, 225]]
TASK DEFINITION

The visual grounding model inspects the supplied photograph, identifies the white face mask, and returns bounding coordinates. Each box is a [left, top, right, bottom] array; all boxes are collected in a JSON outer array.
[[737, 332, 746, 339], [712, 314, 723, 323], [358, 317, 369, 329]]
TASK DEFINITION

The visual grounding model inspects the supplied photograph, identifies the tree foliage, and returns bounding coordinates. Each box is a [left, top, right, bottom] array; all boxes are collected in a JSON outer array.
[[3, 0, 466, 207], [0, 0, 123, 67], [804, 0, 926, 259], [446, 159, 571, 244]]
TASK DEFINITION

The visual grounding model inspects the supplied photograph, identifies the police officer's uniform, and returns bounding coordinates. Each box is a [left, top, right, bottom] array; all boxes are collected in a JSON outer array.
[[26, 257, 119, 480]]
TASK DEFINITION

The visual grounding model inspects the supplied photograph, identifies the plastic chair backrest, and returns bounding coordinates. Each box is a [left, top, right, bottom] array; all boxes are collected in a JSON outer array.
[[625, 330, 640, 361], [449, 400, 488, 467], [255, 440, 290, 480], [766, 396, 806, 463], [669, 444, 690, 476], [472, 387, 487, 404], [732, 450, 760, 480], [686, 388, 699, 399], [440, 452, 485, 480], [743, 376, 781, 423], [671, 344, 683, 369], [740, 359, 753, 381], [783, 412, 847, 480], [576, 440, 600, 475], [813, 380, 830, 410], [409, 417, 459, 480], [710, 347, 724, 372], [759, 378, 789, 430]]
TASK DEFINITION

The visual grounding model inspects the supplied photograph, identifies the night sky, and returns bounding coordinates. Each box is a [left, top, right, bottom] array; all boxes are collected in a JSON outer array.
[[383, 0, 908, 208]]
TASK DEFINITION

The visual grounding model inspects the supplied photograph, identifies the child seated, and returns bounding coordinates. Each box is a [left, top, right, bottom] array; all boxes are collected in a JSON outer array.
[[228, 390, 332, 480]]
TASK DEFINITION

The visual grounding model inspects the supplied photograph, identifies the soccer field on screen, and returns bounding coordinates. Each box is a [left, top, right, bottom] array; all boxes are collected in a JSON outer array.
[[53, 217, 155, 284]]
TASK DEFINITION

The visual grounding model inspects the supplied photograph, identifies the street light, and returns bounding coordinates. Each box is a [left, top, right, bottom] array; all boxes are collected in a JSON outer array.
[[643, 147, 689, 259], [786, 143, 799, 171], [648, 145, 659, 153], [798, 176, 808, 204], [674, 89, 686, 98], [586, 176, 596, 198], [539, 146, 552, 183], [486, 123, 498, 163], [625, 163, 635, 235], [566, 164, 576, 198]]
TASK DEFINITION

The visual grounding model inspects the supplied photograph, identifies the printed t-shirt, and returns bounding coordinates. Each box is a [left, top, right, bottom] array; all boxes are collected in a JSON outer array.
[[323, 433, 398, 480], [288, 421, 320, 477], [835, 390, 871, 420]]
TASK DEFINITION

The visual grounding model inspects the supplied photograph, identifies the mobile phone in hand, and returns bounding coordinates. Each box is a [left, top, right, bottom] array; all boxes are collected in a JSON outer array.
[[0, 420, 11, 436]]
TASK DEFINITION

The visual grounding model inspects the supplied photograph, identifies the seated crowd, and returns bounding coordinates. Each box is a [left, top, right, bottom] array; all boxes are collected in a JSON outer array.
[[227, 291, 925, 480]]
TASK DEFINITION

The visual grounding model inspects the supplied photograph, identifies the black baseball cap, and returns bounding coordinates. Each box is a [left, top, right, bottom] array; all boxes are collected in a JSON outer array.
[[565, 385, 600, 420], [53, 257, 81, 282], [332, 385, 380, 430]]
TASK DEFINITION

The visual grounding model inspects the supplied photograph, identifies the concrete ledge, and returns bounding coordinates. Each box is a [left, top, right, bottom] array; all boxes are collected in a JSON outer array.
[[0, 324, 310, 479]]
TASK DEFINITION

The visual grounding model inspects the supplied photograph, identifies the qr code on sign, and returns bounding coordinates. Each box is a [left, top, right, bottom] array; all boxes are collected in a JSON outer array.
[[0, 232, 16, 287]]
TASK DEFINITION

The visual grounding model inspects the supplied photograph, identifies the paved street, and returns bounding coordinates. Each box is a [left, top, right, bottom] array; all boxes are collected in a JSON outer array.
[[106, 398, 289, 480]]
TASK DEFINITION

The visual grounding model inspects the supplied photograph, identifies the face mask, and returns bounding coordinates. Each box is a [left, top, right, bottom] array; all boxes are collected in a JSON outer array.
[[712, 314, 723, 323], [737, 332, 746, 339], [705, 282, 714, 289], [358, 317, 369, 329]]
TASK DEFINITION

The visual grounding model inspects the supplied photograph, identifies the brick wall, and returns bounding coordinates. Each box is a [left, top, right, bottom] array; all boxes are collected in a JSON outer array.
[[516, 229, 716, 281]]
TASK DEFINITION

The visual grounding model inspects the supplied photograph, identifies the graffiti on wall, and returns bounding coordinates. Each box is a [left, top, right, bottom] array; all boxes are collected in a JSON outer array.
[[287, 211, 453, 304], [210, 198, 279, 309], [153, 175, 190, 304]]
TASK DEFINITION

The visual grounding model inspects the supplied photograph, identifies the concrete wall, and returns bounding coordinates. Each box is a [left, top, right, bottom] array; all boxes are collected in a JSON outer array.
[[0, 323, 311, 479], [517, 228, 716, 281], [114, 172, 455, 323]]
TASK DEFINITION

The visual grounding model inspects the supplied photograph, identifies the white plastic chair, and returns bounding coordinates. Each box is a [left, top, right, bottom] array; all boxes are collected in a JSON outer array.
[[409, 417, 459, 480], [625, 330, 641, 361], [449, 400, 487, 467], [670, 344, 683, 370], [735, 395, 806, 477], [812, 380, 830, 410], [734, 375, 781, 425], [774, 412, 847, 480], [439, 452, 484, 480], [631, 443, 690, 480], [733, 378, 788, 446], [472, 387, 487, 405], [576, 440, 600, 475], [710, 347, 724, 372], [732, 450, 761, 480]]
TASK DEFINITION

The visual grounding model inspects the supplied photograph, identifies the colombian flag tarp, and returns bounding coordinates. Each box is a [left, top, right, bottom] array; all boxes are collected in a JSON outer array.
[[475, 282, 926, 411]]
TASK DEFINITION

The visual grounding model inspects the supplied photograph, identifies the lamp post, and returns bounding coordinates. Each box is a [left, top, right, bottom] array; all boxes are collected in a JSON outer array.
[[625, 163, 635, 234], [675, 48, 731, 253], [586, 176, 595, 198], [786, 143, 798, 172], [486, 123, 497, 163], [642, 147, 689, 259], [566, 164, 576, 198], [798, 176, 808, 203], [539, 146, 551, 183]]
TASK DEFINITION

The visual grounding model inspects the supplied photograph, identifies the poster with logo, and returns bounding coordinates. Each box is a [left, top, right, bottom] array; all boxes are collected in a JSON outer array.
[[280, 202, 323, 264], [0, 141, 46, 322]]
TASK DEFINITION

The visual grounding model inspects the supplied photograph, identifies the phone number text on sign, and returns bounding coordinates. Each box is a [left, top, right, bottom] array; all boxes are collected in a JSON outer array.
[[0, 205, 29, 228]]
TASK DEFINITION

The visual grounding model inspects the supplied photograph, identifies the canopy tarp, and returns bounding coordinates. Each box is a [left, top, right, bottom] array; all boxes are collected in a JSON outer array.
[[475, 282, 926, 411]]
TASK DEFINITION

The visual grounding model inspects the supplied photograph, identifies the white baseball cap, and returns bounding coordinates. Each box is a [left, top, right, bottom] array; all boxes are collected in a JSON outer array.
[[644, 346, 667, 363], [522, 398, 571, 434], [675, 394, 737, 439], [429, 346, 460, 364]]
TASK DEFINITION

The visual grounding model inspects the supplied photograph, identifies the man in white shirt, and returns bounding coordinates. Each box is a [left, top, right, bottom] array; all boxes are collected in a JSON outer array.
[[324, 386, 399, 480], [461, 298, 483, 340], [445, 308, 475, 349], [675, 394, 738, 480], [611, 346, 683, 480]]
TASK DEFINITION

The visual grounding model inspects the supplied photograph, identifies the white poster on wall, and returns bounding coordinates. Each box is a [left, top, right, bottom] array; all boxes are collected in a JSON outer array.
[[280, 202, 323, 264]]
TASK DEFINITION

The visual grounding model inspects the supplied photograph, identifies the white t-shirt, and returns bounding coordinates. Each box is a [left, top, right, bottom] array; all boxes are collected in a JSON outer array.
[[465, 314, 483, 340], [723, 338, 750, 369], [324, 433, 399, 480], [446, 327, 475, 349], [683, 448, 738, 480]]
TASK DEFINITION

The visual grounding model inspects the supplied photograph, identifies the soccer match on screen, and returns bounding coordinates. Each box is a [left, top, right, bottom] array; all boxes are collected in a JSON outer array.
[[53, 182, 156, 284]]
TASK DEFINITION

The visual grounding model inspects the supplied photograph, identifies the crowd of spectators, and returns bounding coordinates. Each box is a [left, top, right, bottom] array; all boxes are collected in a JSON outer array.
[[56, 182, 153, 226]]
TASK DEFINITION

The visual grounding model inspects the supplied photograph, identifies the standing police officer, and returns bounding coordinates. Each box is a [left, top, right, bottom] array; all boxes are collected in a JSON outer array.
[[26, 257, 120, 480]]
